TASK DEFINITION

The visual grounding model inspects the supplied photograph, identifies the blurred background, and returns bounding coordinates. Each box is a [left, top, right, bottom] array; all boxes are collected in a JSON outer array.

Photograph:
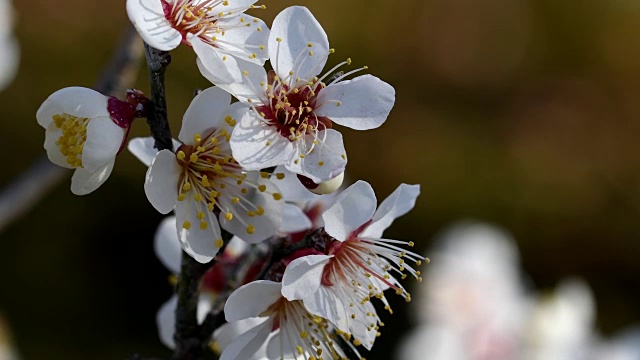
[[0, 0, 639, 359]]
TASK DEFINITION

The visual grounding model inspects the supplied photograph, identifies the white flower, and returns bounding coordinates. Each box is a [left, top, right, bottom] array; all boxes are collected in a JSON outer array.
[[127, 0, 269, 84], [208, 6, 395, 184], [220, 279, 354, 360], [280, 180, 423, 349], [36, 87, 131, 195], [0, 0, 18, 92], [128, 86, 284, 263]]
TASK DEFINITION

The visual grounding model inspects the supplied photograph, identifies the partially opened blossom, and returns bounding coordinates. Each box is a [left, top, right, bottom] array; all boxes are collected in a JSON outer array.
[[36, 87, 136, 195], [220, 279, 355, 360], [127, 0, 269, 84], [206, 6, 395, 185], [128, 86, 284, 263], [281, 181, 424, 349]]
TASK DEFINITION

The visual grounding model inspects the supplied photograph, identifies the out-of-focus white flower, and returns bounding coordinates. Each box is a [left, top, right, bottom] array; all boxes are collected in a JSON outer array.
[[524, 279, 595, 360], [127, 0, 269, 84], [220, 279, 353, 360], [398, 221, 640, 360], [0, 0, 19, 91], [36, 87, 134, 195], [128, 86, 284, 263], [281, 180, 423, 349], [210, 6, 395, 185], [398, 221, 529, 360]]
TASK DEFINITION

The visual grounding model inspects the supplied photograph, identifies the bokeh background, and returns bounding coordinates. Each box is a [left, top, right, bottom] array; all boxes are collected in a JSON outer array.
[[1, 0, 639, 359]]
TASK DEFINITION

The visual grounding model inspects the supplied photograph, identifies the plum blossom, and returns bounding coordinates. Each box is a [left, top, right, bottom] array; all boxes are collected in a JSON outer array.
[[281, 181, 424, 350], [220, 279, 355, 360], [205, 6, 395, 185], [127, 0, 269, 84], [128, 86, 284, 263], [36, 87, 136, 195]]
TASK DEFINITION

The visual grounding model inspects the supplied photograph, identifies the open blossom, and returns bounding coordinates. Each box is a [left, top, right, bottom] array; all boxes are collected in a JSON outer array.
[[127, 0, 269, 84], [128, 86, 284, 263], [220, 279, 354, 360], [36, 87, 136, 195], [281, 181, 424, 349], [204, 6, 395, 184]]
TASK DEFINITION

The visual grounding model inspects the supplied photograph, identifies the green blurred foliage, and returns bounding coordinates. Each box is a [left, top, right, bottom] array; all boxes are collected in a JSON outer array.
[[0, 0, 639, 359]]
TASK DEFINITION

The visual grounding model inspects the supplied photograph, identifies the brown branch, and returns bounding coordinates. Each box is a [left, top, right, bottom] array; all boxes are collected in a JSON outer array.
[[0, 24, 144, 233]]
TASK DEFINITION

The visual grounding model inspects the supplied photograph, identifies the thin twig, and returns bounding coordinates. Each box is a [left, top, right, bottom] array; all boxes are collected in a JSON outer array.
[[143, 44, 173, 152], [0, 24, 144, 233]]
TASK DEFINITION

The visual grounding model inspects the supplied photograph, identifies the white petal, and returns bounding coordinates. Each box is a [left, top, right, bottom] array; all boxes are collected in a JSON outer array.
[[284, 129, 347, 183], [322, 180, 376, 241], [70, 161, 115, 195], [303, 286, 350, 333], [279, 203, 312, 233], [175, 198, 222, 263], [225, 280, 282, 322], [209, 0, 257, 14], [127, 136, 159, 167], [126, 0, 182, 51], [153, 216, 182, 273], [192, 35, 242, 85], [219, 177, 283, 244], [269, 166, 316, 202], [361, 184, 420, 239], [156, 295, 177, 349], [316, 75, 395, 130], [214, 317, 268, 352], [225, 236, 249, 258], [220, 317, 273, 360], [179, 86, 231, 144], [82, 117, 125, 170], [197, 293, 213, 324], [230, 112, 295, 170], [215, 60, 268, 104], [36, 87, 110, 128], [43, 123, 74, 169], [269, 6, 330, 81], [214, 14, 270, 65], [144, 149, 180, 214], [281, 255, 331, 301]]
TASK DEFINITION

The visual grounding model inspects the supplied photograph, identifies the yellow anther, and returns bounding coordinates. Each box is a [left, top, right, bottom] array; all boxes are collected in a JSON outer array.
[[194, 193, 203, 202], [276, 37, 282, 42], [177, 193, 185, 201], [208, 202, 215, 211], [272, 193, 282, 200], [183, 221, 192, 230], [246, 224, 255, 234], [347, 58, 352, 65], [408, 241, 415, 247], [318, 161, 324, 166], [197, 211, 205, 220], [256, 206, 265, 215], [275, 173, 285, 180], [193, 133, 202, 143], [190, 153, 198, 162], [260, 172, 269, 179], [329, 48, 335, 53], [183, 182, 192, 191], [225, 212, 233, 221], [353, 339, 362, 346], [200, 221, 208, 230], [258, 185, 267, 192], [300, 331, 309, 339], [211, 137, 218, 145]]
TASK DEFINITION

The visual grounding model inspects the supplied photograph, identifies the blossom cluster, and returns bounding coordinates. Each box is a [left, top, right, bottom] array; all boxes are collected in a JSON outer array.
[[36, 1, 423, 359]]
